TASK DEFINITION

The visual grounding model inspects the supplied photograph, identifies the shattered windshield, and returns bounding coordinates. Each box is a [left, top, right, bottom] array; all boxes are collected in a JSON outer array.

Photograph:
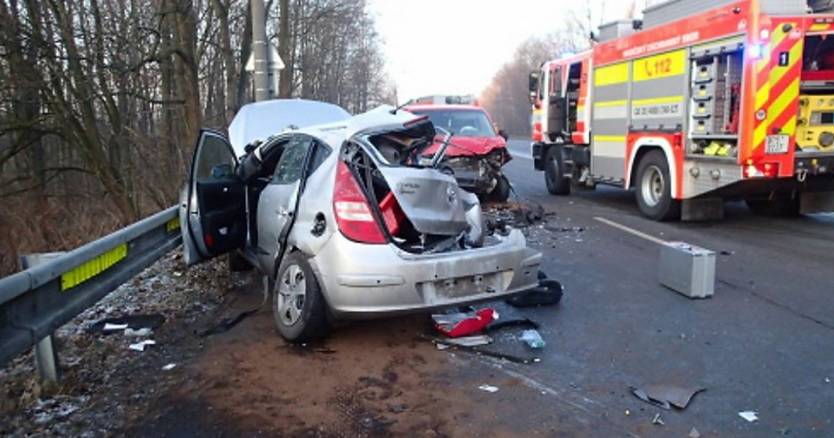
[[410, 109, 495, 137]]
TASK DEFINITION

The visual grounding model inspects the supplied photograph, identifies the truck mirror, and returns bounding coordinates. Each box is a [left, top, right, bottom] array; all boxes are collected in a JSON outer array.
[[528, 72, 539, 93]]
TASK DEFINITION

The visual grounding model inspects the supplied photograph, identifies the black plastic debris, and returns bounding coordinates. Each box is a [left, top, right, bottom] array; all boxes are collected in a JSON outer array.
[[485, 318, 540, 332], [631, 384, 705, 410], [87, 314, 165, 335], [545, 225, 585, 233], [197, 307, 260, 337], [506, 280, 563, 308]]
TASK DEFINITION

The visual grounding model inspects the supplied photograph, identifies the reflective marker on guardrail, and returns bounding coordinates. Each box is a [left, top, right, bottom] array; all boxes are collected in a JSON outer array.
[[61, 243, 128, 291]]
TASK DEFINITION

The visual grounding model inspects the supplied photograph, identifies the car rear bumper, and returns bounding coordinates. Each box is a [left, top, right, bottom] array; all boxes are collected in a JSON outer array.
[[309, 229, 542, 319]]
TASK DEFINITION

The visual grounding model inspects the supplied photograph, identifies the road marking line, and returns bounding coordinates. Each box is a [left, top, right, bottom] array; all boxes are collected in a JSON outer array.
[[512, 151, 533, 160], [594, 216, 668, 246]]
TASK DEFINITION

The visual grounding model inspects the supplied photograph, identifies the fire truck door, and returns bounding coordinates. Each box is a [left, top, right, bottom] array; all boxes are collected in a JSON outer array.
[[548, 66, 566, 138]]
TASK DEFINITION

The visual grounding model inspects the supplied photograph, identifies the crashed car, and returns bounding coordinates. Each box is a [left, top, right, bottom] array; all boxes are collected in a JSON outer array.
[[180, 99, 542, 341], [405, 104, 513, 201]]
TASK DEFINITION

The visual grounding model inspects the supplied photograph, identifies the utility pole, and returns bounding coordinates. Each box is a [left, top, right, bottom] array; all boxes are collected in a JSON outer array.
[[250, 0, 269, 101]]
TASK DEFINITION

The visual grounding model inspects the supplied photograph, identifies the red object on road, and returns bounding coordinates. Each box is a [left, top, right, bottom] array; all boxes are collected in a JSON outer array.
[[432, 308, 498, 338]]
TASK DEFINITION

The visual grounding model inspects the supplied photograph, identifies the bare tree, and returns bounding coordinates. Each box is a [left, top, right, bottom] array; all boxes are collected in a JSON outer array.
[[0, 0, 393, 276], [481, 31, 589, 136]]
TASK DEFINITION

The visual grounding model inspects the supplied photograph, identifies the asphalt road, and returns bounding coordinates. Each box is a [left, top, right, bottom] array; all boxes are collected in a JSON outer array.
[[484, 138, 834, 436]]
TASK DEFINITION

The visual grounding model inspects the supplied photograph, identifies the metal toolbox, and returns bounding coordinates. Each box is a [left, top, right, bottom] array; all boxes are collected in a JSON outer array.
[[658, 242, 716, 298]]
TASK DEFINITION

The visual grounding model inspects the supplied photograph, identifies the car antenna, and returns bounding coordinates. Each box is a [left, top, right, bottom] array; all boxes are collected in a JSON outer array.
[[390, 100, 412, 114]]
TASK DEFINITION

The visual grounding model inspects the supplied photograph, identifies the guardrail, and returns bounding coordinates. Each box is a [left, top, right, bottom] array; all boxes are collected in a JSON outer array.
[[0, 206, 181, 379]]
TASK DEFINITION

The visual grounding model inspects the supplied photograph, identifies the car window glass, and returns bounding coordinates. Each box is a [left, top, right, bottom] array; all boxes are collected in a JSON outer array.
[[273, 137, 311, 184], [195, 133, 234, 181], [411, 110, 494, 137], [309, 142, 331, 174]]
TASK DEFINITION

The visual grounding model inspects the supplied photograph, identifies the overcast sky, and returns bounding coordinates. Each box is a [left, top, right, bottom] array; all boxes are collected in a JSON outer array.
[[368, 1, 649, 102]]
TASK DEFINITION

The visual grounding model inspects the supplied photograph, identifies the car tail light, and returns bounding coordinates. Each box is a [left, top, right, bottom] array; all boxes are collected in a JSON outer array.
[[333, 161, 386, 244]]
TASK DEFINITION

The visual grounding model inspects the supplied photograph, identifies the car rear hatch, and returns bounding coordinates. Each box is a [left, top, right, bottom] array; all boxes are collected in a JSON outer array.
[[335, 111, 480, 253]]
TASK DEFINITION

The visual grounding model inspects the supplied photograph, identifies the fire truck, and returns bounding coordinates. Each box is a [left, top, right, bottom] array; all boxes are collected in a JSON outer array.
[[529, 0, 834, 220]]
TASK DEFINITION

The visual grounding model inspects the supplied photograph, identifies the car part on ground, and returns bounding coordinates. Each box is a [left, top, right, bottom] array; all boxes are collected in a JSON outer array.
[[505, 279, 563, 307]]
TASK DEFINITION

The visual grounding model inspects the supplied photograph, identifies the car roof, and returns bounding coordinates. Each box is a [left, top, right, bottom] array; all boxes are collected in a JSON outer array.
[[228, 99, 350, 156], [298, 105, 429, 146]]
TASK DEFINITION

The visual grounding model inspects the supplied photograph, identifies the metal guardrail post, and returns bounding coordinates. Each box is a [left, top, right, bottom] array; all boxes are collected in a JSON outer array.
[[20, 253, 66, 383], [33, 335, 60, 383]]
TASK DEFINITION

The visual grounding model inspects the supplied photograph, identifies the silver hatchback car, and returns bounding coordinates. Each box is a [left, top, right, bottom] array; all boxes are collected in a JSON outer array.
[[180, 100, 542, 341]]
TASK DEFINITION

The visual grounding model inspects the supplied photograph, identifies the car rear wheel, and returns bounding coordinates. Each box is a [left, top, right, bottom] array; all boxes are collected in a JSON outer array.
[[635, 150, 680, 221], [272, 252, 329, 342], [544, 145, 570, 195]]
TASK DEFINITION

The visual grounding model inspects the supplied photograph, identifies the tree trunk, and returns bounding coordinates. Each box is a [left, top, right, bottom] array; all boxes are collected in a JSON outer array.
[[277, 0, 292, 97]]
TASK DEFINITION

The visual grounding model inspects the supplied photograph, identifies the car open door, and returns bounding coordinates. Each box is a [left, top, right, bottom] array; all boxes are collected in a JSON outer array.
[[180, 129, 246, 265]]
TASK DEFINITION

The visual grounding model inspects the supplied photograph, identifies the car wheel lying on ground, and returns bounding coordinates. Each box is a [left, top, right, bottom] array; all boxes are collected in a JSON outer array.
[[179, 99, 543, 342]]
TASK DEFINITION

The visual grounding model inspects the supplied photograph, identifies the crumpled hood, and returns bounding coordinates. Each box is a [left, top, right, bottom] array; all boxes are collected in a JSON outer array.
[[422, 136, 507, 158]]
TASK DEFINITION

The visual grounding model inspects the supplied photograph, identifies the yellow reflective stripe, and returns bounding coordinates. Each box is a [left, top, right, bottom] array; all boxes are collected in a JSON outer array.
[[810, 23, 830, 32], [633, 49, 687, 82], [632, 96, 683, 106], [60, 243, 128, 291], [753, 121, 768, 149], [594, 100, 628, 108], [770, 78, 800, 127], [782, 115, 797, 135], [593, 135, 627, 143], [166, 217, 180, 232], [755, 57, 770, 75], [594, 62, 629, 86], [756, 85, 769, 110]]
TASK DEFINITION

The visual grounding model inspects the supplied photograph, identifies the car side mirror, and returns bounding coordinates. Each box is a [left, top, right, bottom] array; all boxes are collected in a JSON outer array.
[[498, 129, 509, 141], [244, 139, 262, 154]]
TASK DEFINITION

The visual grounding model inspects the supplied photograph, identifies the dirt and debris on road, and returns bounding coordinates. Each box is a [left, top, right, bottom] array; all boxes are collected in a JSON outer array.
[[483, 201, 591, 250]]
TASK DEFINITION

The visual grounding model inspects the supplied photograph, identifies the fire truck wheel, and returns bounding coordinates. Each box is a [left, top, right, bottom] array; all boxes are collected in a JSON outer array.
[[635, 150, 680, 221], [745, 198, 801, 217], [544, 145, 571, 195]]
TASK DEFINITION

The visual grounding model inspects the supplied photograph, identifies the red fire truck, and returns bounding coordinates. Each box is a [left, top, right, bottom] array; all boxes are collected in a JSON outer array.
[[529, 0, 834, 220]]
